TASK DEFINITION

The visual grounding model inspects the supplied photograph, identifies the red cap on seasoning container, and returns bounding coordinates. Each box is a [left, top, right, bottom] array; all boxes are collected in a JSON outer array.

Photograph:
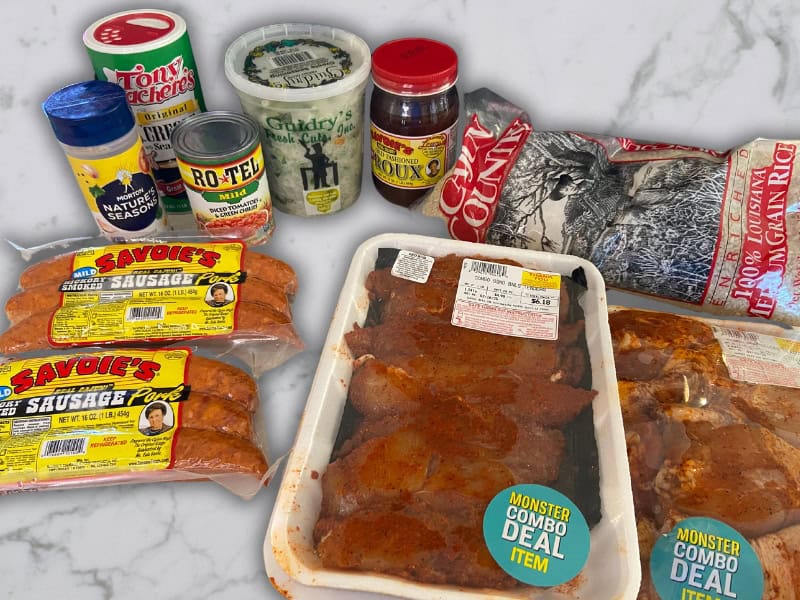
[[371, 38, 458, 95]]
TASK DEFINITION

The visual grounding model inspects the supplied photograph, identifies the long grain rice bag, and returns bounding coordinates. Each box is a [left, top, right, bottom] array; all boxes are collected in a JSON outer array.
[[420, 87, 800, 325]]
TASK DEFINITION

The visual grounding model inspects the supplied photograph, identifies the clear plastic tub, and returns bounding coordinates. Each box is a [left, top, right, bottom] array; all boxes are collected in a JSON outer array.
[[265, 233, 640, 599], [224, 24, 370, 217]]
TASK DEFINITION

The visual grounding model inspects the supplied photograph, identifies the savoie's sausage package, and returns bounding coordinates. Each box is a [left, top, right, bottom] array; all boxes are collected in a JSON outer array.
[[2, 236, 303, 375], [0, 235, 300, 497], [0, 347, 273, 498], [420, 87, 800, 326]]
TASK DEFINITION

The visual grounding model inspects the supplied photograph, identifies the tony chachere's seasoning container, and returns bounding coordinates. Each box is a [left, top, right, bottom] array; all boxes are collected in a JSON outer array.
[[171, 111, 275, 245], [42, 81, 166, 239], [370, 38, 459, 207], [83, 9, 206, 230], [225, 24, 371, 217]]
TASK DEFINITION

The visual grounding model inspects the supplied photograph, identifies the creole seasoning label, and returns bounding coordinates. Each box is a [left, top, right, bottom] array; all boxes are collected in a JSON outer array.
[[0, 349, 189, 485], [176, 145, 274, 242], [99, 56, 203, 210], [650, 517, 764, 600], [66, 138, 164, 237], [452, 259, 561, 340], [49, 242, 244, 346], [371, 122, 457, 189], [712, 326, 800, 387], [483, 484, 590, 587]]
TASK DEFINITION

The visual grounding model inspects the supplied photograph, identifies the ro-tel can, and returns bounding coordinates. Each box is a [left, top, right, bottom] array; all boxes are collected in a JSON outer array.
[[83, 9, 206, 231], [171, 111, 274, 244]]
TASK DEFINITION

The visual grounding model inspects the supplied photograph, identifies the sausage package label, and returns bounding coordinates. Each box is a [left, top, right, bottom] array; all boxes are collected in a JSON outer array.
[[48, 242, 245, 346], [0, 349, 189, 485]]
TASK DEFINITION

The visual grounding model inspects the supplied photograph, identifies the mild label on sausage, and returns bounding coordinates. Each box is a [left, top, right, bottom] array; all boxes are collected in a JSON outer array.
[[0, 349, 189, 487], [48, 242, 245, 346]]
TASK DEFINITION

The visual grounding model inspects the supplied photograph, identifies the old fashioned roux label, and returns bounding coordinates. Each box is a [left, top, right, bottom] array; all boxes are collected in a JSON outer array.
[[48, 242, 245, 346], [0, 349, 190, 486], [370, 122, 457, 190]]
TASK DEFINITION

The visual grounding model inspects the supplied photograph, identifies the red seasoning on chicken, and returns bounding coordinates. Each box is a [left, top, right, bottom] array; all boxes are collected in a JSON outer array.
[[610, 308, 800, 599], [313, 252, 599, 590]]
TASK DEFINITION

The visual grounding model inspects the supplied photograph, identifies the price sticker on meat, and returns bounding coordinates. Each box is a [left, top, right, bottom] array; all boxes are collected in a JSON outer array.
[[452, 259, 561, 340], [483, 484, 590, 587]]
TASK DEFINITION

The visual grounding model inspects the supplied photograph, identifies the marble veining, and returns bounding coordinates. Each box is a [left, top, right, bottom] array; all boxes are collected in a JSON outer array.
[[1, 0, 799, 598]]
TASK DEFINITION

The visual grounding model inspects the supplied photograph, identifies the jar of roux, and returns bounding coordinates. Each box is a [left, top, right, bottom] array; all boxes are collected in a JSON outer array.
[[370, 38, 459, 207]]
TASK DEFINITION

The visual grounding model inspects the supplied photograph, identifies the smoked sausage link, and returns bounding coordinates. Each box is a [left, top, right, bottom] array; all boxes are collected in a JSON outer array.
[[0, 302, 303, 358], [173, 428, 268, 478], [181, 393, 255, 439], [187, 356, 258, 412], [18, 250, 298, 295]]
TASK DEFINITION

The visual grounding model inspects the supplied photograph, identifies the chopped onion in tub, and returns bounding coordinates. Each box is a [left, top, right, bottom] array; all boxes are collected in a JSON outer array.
[[225, 24, 371, 217]]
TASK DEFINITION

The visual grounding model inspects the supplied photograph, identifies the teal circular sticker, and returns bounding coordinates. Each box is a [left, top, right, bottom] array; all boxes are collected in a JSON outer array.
[[483, 484, 590, 587], [650, 517, 764, 600]]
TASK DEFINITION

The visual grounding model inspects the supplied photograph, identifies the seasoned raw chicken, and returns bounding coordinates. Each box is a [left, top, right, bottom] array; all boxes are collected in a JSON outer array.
[[348, 358, 596, 426], [612, 309, 800, 599], [655, 421, 800, 538], [316, 254, 596, 589], [752, 523, 800, 600]]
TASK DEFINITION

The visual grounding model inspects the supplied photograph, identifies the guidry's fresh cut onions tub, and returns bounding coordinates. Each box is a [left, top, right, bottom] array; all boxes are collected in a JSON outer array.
[[225, 24, 371, 217]]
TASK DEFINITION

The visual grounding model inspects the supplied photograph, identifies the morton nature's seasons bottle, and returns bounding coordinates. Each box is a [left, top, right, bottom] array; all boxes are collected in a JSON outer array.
[[83, 9, 207, 230]]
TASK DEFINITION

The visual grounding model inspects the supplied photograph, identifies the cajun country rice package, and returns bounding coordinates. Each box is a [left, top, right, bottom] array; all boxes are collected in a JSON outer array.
[[420, 87, 800, 326]]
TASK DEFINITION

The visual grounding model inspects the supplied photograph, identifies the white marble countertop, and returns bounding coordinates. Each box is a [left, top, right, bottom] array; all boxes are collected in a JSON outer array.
[[0, 0, 798, 598]]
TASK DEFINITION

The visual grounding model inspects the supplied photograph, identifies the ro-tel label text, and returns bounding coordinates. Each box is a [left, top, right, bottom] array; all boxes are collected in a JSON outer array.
[[0, 349, 190, 485], [48, 242, 245, 346], [176, 145, 273, 240], [483, 484, 590, 587], [650, 517, 764, 600]]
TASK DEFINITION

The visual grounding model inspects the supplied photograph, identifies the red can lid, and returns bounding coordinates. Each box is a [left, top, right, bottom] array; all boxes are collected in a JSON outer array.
[[372, 38, 458, 95], [90, 11, 177, 47]]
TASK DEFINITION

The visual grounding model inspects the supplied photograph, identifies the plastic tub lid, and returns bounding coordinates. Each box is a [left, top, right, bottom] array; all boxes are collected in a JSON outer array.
[[224, 23, 371, 103]]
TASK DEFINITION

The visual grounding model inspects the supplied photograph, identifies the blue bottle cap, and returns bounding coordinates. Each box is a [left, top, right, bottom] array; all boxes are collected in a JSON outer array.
[[42, 80, 135, 147]]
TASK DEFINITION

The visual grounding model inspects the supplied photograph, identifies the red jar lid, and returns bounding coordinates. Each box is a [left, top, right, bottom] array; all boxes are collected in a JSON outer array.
[[372, 38, 458, 95]]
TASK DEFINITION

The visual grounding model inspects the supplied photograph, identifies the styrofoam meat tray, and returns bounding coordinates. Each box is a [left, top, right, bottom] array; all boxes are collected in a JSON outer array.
[[265, 233, 640, 599]]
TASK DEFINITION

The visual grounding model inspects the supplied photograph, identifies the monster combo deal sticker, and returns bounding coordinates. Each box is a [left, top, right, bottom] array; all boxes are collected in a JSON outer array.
[[650, 517, 764, 600], [49, 241, 245, 346], [483, 484, 590, 587]]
